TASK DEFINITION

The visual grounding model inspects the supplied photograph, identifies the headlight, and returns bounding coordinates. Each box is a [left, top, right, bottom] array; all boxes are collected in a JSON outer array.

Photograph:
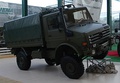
[[93, 44, 96, 47], [92, 50, 96, 55]]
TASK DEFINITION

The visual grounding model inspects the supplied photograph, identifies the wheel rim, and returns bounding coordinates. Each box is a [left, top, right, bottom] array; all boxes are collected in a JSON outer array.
[[66, 63, 75, 74], [19, 57, 25, 66]]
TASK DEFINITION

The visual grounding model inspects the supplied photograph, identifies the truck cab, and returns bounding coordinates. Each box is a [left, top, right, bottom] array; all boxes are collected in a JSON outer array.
[[43, 5, 111, 59]]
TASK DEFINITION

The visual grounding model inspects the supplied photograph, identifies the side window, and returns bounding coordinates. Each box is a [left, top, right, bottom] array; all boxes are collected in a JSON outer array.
[[73, 10, 88, 20], [47, 14, 59, 30]]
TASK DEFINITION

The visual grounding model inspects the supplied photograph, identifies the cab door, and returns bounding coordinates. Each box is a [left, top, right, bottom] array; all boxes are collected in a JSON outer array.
[[43, 12, 66, 48]]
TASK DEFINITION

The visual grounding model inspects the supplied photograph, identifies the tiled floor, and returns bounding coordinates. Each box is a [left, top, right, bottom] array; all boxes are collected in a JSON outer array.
[[0, 57, 120, 83]]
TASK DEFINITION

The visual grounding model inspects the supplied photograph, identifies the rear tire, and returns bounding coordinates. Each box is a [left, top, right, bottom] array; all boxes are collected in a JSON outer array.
[[45, 58, 55, 66], [61, 56, 84, 79], [16, 51, 31, 70]]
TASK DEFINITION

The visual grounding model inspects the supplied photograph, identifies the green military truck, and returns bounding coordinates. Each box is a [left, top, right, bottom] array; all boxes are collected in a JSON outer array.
[[3, 5, 112, 79]]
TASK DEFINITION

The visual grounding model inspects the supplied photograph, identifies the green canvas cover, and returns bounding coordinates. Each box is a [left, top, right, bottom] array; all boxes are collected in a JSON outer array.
[[3, 13, 43, 48]]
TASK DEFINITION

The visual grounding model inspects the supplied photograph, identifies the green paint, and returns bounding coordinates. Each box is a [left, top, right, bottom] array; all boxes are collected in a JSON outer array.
[[106, 56, 120, 62], [58, 0, 62, 7], [111, 44, 117, 50], [22, 0, 28, 16], [107, 44, 120, 62], [0, 8, 13, 14]]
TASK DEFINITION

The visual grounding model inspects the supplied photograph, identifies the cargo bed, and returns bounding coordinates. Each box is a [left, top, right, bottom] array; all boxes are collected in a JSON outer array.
[[3, 13, 43, 48]]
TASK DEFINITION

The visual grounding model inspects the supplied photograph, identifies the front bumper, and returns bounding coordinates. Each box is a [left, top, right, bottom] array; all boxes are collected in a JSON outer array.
[[83, 41, 110, 56]]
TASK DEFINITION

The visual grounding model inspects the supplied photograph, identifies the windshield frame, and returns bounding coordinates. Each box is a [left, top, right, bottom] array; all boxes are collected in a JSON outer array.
[[63, 7, 93, 27]]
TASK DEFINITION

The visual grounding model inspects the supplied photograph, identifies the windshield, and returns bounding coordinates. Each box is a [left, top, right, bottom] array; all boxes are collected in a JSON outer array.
[[63, 8, 93, 27]]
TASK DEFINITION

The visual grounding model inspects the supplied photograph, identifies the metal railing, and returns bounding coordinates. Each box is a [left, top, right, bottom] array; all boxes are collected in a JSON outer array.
[[0, 47, 11, 55]]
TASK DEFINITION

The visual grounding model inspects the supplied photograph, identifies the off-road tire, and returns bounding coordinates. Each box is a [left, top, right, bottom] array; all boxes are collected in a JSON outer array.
[[93, 50, 108, 59], [16, 51, 31, 70], [117, 42, 120, 57], [45, 58, 55, 66], [61, 56, 84, 79]]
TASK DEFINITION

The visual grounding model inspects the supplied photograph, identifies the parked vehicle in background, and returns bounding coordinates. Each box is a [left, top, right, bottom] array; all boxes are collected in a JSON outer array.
[[114, 28, 120, 57]]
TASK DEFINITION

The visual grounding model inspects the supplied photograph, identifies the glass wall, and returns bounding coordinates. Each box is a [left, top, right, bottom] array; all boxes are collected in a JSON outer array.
[[100, 0, 120, 30]]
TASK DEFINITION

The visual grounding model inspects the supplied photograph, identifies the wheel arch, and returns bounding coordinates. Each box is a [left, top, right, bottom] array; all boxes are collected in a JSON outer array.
[[12, 48, 27, 56], [55, 43, 83, 65]]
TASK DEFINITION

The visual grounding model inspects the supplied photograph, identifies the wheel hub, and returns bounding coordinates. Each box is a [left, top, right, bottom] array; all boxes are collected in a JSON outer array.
[[19, 57, 25, 65], [66, 63, 75, 73]]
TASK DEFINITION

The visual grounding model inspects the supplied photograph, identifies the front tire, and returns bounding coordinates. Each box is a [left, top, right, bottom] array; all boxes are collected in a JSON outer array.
[[16, 51, 31, 70], [61, 56, 84, 79]]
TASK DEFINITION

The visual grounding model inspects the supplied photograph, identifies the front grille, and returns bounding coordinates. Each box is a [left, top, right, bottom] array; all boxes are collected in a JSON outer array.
[[89, 27, 110, 44]]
